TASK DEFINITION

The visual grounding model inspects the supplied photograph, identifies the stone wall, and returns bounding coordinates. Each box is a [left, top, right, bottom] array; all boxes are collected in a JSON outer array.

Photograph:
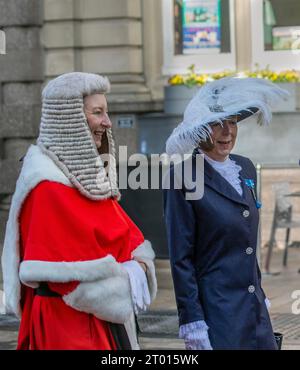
[[42, 0, 164, 159], [233, 112, 300, 165], [42, 0, 163, 111], [0, 0, 166, 254], [0, 0, 44, 248]]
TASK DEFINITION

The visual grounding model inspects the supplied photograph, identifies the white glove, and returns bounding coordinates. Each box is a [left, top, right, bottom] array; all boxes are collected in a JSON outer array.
[[179, 320, 213, 350], [122, 260, 151, 315]]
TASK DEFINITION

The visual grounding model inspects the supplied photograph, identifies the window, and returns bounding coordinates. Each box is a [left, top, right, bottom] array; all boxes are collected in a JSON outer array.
[[251, 0, 300, 70], [162, 0, 236, 75]]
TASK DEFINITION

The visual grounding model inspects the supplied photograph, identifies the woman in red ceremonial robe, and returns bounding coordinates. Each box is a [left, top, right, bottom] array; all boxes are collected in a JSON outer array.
[[1, 72, 157, 350]]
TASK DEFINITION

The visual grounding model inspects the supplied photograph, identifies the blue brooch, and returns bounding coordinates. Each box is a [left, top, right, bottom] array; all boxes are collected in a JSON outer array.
[[244, 179, 262, 209]]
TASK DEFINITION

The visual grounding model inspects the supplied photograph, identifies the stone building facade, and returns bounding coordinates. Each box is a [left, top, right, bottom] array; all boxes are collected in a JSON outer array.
[[0, 0, 165, 248]]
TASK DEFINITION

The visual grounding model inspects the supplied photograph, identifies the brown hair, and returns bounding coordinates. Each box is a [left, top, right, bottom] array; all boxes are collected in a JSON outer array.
[[198, 138, 214, 152]]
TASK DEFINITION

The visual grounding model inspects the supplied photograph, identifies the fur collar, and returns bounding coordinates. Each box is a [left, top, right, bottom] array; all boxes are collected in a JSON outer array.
[[1, 145, 71, 316]]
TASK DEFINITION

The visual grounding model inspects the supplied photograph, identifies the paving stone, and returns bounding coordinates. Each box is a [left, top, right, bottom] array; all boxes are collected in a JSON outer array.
[[0, 314, 19, 350]]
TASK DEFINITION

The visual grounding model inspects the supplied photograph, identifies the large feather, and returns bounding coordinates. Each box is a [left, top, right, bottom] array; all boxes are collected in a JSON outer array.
[[166, 77, 290, 155]]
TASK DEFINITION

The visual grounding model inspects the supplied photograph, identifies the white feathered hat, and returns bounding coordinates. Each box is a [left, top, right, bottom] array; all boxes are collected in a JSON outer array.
[[166, 77, 289, 155]]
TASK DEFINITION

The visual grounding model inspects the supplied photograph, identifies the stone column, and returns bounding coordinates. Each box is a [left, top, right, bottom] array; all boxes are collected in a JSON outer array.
[[141, 0, 164, 102], [235, 0, 252, 72], [0, 0, 44, 247], [43, 0, 151, 157], [43, 0, 154, 111]]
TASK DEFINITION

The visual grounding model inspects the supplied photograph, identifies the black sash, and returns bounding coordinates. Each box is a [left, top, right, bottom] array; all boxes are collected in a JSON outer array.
[[109, 323, 132, 350], [35, 282, 61, 297]]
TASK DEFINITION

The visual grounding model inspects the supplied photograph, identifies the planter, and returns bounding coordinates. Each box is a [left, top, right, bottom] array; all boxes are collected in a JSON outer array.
[[164, 85, 200, 115], [164, 82, 300, 115], [272, 82, 300, 112]]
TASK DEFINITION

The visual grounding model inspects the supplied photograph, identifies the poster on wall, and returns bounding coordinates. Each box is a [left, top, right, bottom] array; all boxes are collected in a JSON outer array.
[[182, 0, 221, 54]]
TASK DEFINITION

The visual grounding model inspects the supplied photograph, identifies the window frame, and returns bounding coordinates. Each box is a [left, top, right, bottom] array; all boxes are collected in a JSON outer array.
[[162, 0, 237, 75], [250, 0, 300, 70]]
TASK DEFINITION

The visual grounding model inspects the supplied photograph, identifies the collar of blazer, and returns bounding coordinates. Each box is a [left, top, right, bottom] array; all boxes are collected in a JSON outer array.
[[198, 151, 253, 207]]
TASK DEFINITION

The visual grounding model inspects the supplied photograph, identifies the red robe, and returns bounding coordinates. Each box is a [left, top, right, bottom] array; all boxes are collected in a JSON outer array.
[[17, 180, 144, 350]]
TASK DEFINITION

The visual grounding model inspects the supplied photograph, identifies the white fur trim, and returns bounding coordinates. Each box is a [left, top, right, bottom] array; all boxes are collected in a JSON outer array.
[[124, 313, 140, 350], [132, 240, 157, 302], [19, 255, 135, 325], [19, 255, 122, 287], [133, 240, 155, 261], [63, 272, 133, 325], [1, 145, 71, 317]]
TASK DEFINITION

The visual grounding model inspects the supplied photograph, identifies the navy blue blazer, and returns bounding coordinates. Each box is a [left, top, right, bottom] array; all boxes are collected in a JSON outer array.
[[163, 151, 277, 350]]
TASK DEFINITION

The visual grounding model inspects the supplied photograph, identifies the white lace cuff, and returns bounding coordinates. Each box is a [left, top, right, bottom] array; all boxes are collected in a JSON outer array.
[[179, 320, 209, 339], [179, 320, 212, 350]]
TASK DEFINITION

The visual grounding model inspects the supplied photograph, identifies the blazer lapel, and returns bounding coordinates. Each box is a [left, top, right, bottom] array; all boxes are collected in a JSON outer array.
[[204, 156, 250, 207], [235, 158, 255, 206]]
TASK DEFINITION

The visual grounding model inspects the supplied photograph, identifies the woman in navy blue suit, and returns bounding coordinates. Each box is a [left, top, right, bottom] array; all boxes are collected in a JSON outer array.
[[163, 77, 288, 350]]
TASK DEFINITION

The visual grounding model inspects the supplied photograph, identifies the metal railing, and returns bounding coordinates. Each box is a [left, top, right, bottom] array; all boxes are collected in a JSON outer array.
[[256, 163, 300, 273]]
